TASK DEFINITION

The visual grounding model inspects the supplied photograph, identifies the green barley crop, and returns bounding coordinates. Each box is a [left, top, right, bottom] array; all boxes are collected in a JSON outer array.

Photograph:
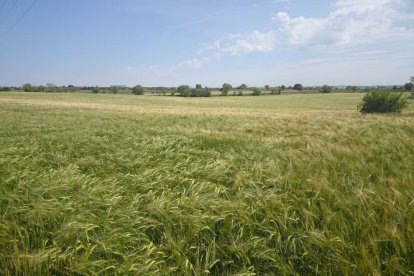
[[0, 92, 413, 274]]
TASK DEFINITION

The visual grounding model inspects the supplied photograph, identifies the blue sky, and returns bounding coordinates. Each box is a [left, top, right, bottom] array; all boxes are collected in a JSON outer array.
[[0, 0, 413, 87]]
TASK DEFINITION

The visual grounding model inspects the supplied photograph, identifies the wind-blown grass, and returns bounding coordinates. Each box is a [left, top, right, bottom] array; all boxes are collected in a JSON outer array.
[[0, 92, 413, 274]]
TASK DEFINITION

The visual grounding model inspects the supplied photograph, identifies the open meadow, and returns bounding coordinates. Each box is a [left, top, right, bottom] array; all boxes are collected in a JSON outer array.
[[0, 92, 414, 275]]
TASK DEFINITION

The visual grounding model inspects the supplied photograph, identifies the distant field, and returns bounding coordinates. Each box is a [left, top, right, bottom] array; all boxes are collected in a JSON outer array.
[[0, 92, 413, 274]]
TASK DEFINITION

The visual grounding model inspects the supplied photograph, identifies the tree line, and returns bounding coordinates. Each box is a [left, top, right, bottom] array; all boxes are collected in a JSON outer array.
[[1, 77, 413, 97]]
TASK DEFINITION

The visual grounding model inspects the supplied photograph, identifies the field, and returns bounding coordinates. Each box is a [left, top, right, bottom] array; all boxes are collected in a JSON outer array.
[[1, 92, 413, 275]]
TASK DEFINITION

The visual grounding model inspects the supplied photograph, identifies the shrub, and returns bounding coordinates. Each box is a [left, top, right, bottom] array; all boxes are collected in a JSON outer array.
[[177, 85, 191, 97], [293, 83, 303, 90], [22, 83, 34, 92], [190, 88, 211, 97], [111, 87, 119, 94], [403, 82, 413, 91], [270, 88, 281, 95], [221, 83, 232, 96], [252, 88, 262, 96], [358, 90, 408, 114], [132, 85, 145, 95], [320, 85, 332, 93]]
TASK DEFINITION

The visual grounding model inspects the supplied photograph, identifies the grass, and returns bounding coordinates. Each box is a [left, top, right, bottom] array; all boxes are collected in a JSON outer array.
[[0, 92, 413, 275]]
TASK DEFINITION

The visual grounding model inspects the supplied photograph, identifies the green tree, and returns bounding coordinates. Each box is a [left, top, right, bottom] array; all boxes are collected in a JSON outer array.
[[238, 84, 248, 89], [111, 87, 119, 94], [92, 87, 99, 94], [320, 85, 333, 93], [293, 83, 303, 90], [46, 83, 57, 92], [132, 85, 145, 95], [22, 83, 33, 92], [346, 86, 358, 93], [404, 82, 414, 91], [221, 83, 232, 96], [252, 88, 262, 96], [270, 88, 281, 95], [196, 84, 202, 89], [177, 85, 191, 97]]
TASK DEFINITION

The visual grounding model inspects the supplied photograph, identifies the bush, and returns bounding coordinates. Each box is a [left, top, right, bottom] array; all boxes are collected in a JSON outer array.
[[252, 88, 262, 96], [403, 82, 413, 91], [270, 88, 281, 95], [190, 88, 211, 97], [132, 85, 145, 95], [358, 90, 408, 114], [221, 83, 232, 96], [320, 85, 332, 93], [177, 85, 191, 97], [293, 83, 303, 90], [111, 87, 119, 94]]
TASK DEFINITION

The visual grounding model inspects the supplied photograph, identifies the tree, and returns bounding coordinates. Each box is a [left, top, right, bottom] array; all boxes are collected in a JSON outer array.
[[238, 84, 248, 89], [196, 84, 202, 89], [293, 83, 303, 90], [111, 87, 119, 94], [46, 83, 57, 92], [92, 86, 99, 93], [265, 85, 270, 90], [221, 83, 232, 96], [404, 82, 414, 91], [346, 86, 358, 93], [252, 88, 262, 96], [177, 85, 191, 97], [132, 85, 145, 95], [190, 87, 211, 97], [0, 86, 11, 91], [22, 83, 33, 92], [409, 76, 414, 99], [320, 85, 333, 93], [270, 88, 281, 95]]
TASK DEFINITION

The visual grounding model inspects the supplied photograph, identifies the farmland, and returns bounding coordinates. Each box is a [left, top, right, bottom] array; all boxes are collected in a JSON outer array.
[[0, 92, 413, 274]]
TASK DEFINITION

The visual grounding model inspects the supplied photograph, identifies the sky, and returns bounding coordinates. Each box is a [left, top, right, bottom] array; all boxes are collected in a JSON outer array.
[[0, 0, 413, 87]]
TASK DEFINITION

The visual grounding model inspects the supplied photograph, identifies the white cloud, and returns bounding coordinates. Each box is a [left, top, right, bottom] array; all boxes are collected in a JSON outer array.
[[198, 30, 276, 56], [172, 57, 210, 69], [273, 0, 414, 46], [200, 0, 414, 56]]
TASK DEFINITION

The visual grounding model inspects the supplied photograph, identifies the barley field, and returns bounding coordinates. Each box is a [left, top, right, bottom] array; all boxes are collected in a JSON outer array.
[[0, 92, 413, 275]]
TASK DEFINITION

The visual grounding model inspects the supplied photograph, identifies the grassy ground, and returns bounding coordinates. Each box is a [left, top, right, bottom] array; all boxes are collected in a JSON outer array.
[[0, 92, 413, 275]]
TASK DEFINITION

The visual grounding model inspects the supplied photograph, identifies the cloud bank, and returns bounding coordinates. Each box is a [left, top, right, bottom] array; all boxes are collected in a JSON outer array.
[[200, 0, 414, 56]]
